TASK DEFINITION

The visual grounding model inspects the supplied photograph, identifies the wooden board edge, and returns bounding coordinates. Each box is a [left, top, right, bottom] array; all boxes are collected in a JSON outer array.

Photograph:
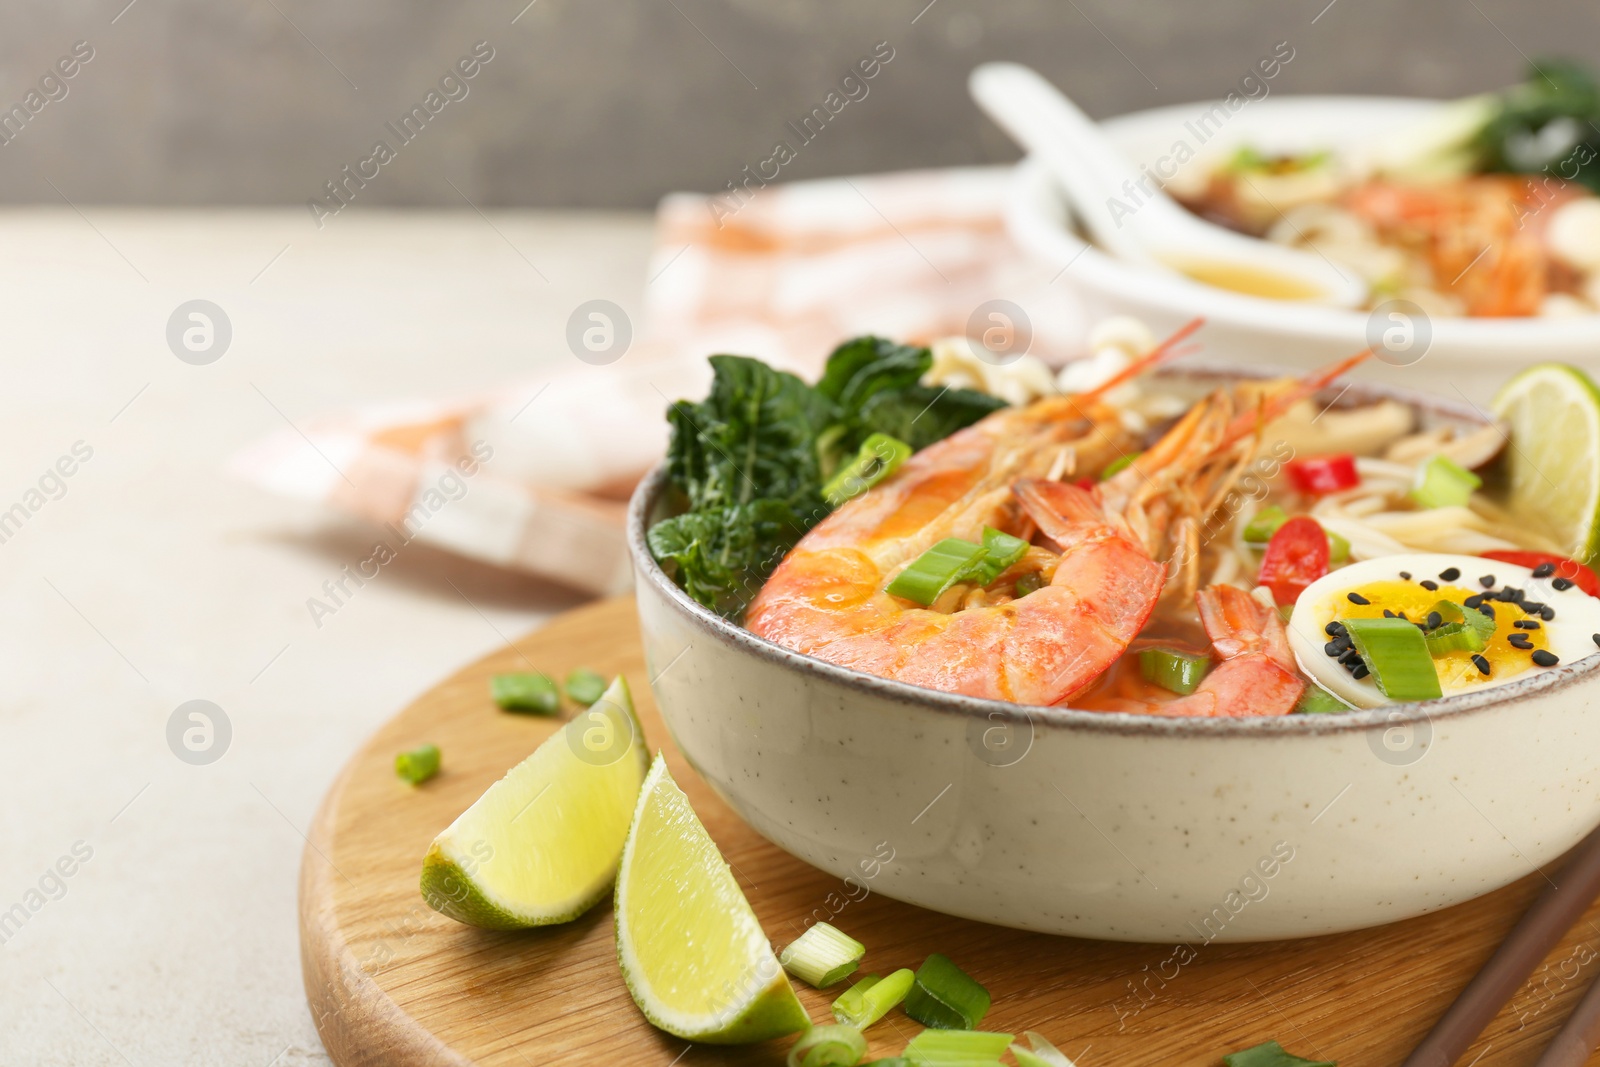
[[299, 749, 473, 1067]]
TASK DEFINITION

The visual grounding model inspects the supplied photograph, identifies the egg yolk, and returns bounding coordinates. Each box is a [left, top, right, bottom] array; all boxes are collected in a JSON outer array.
[[1329, 580, 1548, 688]]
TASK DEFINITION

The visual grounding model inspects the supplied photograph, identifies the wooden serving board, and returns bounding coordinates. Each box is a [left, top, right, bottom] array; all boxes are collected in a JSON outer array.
[[301, 597, 1600, 1067]]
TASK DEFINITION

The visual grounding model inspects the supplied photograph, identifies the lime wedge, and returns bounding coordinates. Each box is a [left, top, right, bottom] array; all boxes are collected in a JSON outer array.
[[615, 754, 809, 1044], [420, 675, 648, 929], [1491, 363, 1600, 564]]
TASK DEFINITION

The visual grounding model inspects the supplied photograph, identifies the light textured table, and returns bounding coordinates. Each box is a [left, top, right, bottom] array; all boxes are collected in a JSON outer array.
[[0, 208, 654, 1065]]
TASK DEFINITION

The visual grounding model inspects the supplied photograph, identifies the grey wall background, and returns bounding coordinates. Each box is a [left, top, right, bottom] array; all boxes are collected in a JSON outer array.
[[1, 0, 1597, 209]]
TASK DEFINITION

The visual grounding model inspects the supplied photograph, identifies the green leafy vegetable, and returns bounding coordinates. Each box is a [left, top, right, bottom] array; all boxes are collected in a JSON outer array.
[[653, 339, 1005, 619], [1222, 1040, 1335, 1067], [1480, 58, 1600, 192]]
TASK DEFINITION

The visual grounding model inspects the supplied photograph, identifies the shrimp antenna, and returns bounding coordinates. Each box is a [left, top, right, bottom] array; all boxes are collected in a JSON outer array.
[[1220, 346, 1375, 448], [1075, 316, 1205, 403]]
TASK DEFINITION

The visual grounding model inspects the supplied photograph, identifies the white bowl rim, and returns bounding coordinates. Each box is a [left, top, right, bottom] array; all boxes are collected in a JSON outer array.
[[1008, 93, 1600, 344], [628, 366, 1600, 738]]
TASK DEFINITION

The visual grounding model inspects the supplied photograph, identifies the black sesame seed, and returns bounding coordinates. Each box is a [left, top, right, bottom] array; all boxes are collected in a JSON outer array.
[[1515, 619, 1540, 629], [1426, 611, 1443, 630], [1520, 601, 1546, 616], [1382, 608, 1396, 618], [1480, 604, 1495, 618], [1508, 634, 1533, 649], [1502, 587, 1523, 602], [1542, 606, 1556, 621], [1532, 649, 1559, 667], [1471, 654, 1491, 675], [1399, 571, 1412, 580], [1439, 567, 1461, 581], [1398, 611, 1410, 621], [1464, 594, 1484, 608], [1420, 580, 1439, 591], [1533, 562, 1556, 578], [1592, 633, 1600, 648], [1350, 663, 1371, 680], [1324, 641, 1341, 656], [1324, 621, 1346, 636], [1339, 649, 1362, 665], [1479, 574, 1496, 588], [1553, 577, 1576, 591], [1347, 592, 1370, 605]]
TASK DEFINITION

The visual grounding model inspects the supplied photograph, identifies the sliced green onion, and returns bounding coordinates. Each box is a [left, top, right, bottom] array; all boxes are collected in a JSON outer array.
[[973, 527, 1029, 586], [1013, 571, 1045, 597], [1431, 599, 1496, 640], [862, 1061, 912, 1067], [903, 1029, 1014, 1066], [833, 968, 914, 1029], [564, 668, 607, 706], [1242, 505, 1288, 543], [824, 433, 913, 507], [1342, 617, 1443, 701], [779, 922, 865, 988], [1423, 621, 1486, 655], [490, 672, 560, 714], [1100, 452, 1140, 480], [1222, 1039, 1335, 1067], [886, 539, 988, 606], [788, 1024, 867, 1067], [1137, 647, 1211, 695], [1010, 1031, 1078, 1067], [1294, 685, 1351, 714], [394, 743, 440, 785], [1326, 529, 1350, 564], [902, 953, 991, 1030], [1410, 454, 1481, 509]]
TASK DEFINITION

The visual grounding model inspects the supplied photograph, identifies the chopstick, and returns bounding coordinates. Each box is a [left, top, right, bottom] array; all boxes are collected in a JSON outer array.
[[1402, 822, 1600, 1067], [1533, 970, 1600, 1066]]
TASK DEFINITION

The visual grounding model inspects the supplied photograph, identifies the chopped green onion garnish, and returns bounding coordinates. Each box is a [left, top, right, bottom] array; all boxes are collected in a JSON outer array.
[[394, 743, 440, 785], [903, 1029, 1014, 1066], [1294, 685, 1351, 714], [1421, 599, 1495, 656], [788, 1024, 868, 1067], [1242, 505, 1288, 543], [902, 953, 991, 1030], [824, 433, 913, 507], [833, 968, 914, 1029], [1410, 454, 1481, 509], [1013, 571, 1044, 597], [1342, 617, 1442, 701], [1100, 452, 1140, 480], [1222, 1039, 1335, 1067], [974, 527, 1029, 585], [886, 539, 988, 606], [862, 1061, 912, 1067], [1326, 529, 1350, 564], [490, 672, 560, 714], [564, 668, 607, 706], [1137, 647, 1211, 695], [1433, 599, 1496, 640], [1010, 1032, 1079, 1067], [779, 922, 865, 988]]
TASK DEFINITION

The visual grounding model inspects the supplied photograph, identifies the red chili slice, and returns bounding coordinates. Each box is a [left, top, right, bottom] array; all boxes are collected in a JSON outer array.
[[1258, 516, 1330, 606], [1286, 454, 1360, 495], [1479, 550, 1600, 598]]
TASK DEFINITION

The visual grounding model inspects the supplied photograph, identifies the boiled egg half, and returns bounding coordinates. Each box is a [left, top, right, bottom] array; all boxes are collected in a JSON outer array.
[[1286, 552, 1600, 708]]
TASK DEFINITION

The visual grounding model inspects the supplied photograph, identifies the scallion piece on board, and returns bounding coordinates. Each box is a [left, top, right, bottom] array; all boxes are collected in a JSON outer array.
[[902, 953, 991, 1030], [823, 433, 913, 507], [394, 743, 440, 785], [903, 1029, 1014, 1066], [1294, 686, 1351, 714], [490, 672, 561, 714], [787, 1024, 868, 1067], [1242, 505, 1288, 544], [973, 527, 1030, 585], [1100, 452, 1140, 480], [1222, 1039, 1336, 1067], [886, 539, 988, 606], [779, 922, 865, 988], [1138, 647, 1211, 695], [1011, 1031, 1080, 1067], [1342, 617, 1442, 701], [834, 968, 914, 1029], [564, 668, 607, 706], [1410, 454, 1482, 509]]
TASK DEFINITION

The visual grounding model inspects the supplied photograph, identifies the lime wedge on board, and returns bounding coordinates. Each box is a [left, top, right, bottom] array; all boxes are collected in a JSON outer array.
[[615, 753, 809, 1044], [420, 675, 648, 929], [1491, 362, 1600, 565]]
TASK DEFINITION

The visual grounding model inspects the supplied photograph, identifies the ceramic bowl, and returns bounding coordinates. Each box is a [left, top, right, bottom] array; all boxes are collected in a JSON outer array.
[[1006, 96, 1600, 403], [628, 370, 1600, 943]]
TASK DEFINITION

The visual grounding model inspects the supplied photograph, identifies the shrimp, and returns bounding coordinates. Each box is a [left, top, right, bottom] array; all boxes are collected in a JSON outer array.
[[1083, 585, 1305, 717]]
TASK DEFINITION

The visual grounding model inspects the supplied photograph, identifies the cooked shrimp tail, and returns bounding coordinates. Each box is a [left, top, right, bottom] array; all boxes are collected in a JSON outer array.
[[1161, 585, 1305, 717]]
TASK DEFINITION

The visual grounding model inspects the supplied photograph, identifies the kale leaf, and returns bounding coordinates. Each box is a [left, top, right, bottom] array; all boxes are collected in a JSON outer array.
[[1479, 57, 1600, 192], [646, 501, 812, 620]]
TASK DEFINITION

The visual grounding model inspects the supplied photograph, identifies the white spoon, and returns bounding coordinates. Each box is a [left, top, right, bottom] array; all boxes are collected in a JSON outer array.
[[969, 62, 1368, 307]]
